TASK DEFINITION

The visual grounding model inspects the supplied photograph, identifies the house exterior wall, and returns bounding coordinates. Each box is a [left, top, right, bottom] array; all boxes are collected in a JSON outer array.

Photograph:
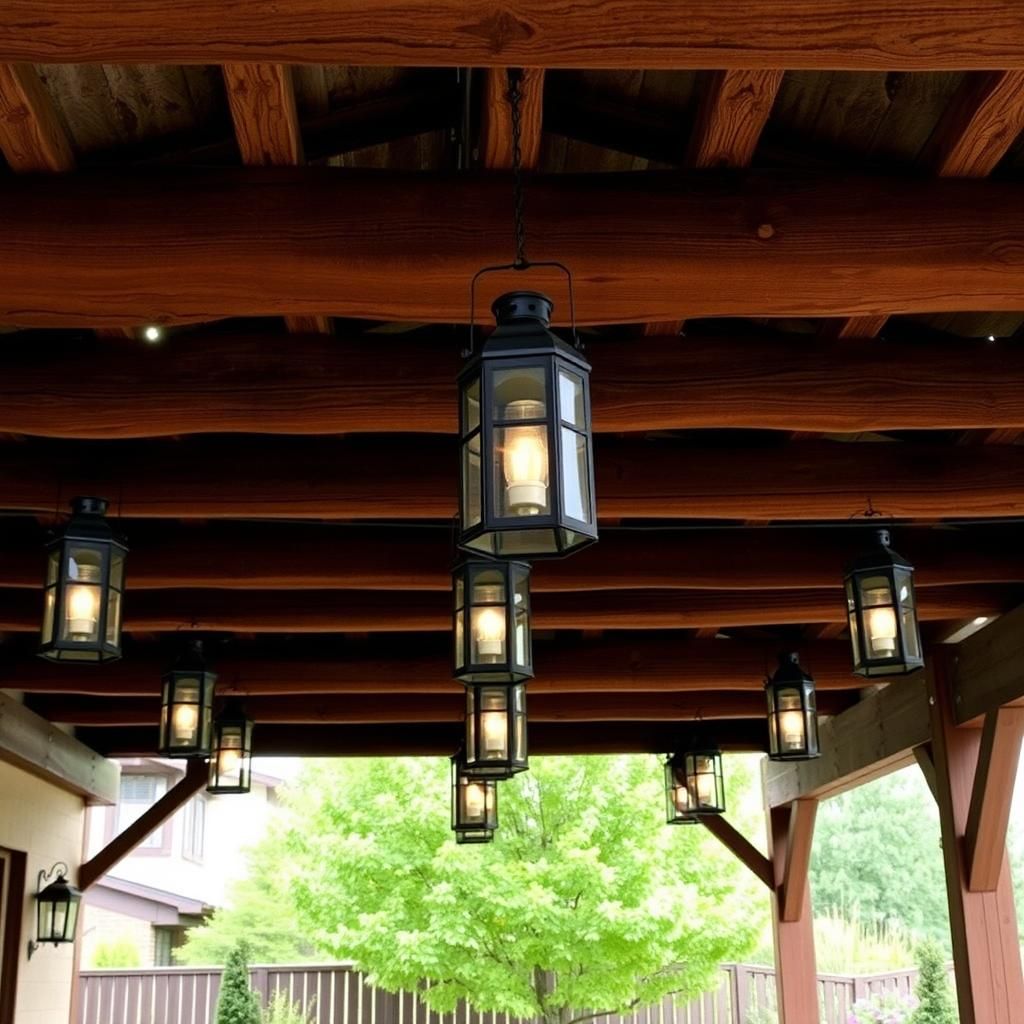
[[79, 905, 155, 969], [0, 759, 87, 1024]]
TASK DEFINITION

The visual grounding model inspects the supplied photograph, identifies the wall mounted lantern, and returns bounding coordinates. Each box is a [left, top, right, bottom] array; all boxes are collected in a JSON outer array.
[[28, 863, 81, 959]]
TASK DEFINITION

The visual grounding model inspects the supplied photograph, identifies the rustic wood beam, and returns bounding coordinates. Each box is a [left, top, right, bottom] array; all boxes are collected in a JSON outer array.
[[780, 798, 818, 923], [0, 63, 73, 172], [5, 170, 1024, 326], [0, 584, 1005, 634], [5, 2, 1024, 70], [950, 603, 1024, 724], [27, 689, 861, 727], [482, 68, 543, 170], [224, 63, 303, 165], [78, 758, 207, 891], [5, 437, 1024, 522], [765, 674, 931, 807], [964, 706, 1024, 891], [686, 70, 783, 169], [78, 720, 770, 759], [0, 691, 118, 804], [15, 332, 1024, 438], [699, 815, 774, 889], [2, 523, 1016, 593], [1, 638, 870, 698], [816, 315, 890, 341], [922, 71, 1024, 178], [926, 652, 1024, 1024]]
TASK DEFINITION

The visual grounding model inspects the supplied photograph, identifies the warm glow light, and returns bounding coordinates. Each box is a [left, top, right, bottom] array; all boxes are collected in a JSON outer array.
[[217, 748, 242, 776], [172, 703, 199, 743], [973, 616, 990, 626], [481, 711, 507, 756], [672, 785, 691, 813], [143, 325, 163, 343], [503, 401, 548, 514], [779, 710, 806, 749], [866, 604, 897, 656], [65, 584, 99, 639], [474, 607, 506, 658], [695, 760, 715, 805], [464, 781, 487, 818]]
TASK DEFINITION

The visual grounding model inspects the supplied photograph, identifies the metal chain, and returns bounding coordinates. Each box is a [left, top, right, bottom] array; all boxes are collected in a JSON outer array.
[[507, 68, 528, 268]]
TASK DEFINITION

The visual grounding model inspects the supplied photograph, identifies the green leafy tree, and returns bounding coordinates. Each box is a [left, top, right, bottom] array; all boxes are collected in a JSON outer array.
[[180, 835, 317, 966], [90, 937, 142, 968], [910, 940, 956, 1024], [285, 755, 761, 1024], [216, 942, 262, 1024], [810, 770, 949, 944]]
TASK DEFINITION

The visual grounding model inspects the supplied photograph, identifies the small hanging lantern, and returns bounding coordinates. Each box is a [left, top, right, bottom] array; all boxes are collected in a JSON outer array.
[[765, 652, 820, 762], [458, 292, 597, 558], [158, 640, 215, 758], [207, 700, 254, 794], [451, 754, 498, 844], [453, 560, 533, 683], [663, 756, 698, 825], [674, 745, 726, 815], [39, 496, 128, 663], [844, 528, 923, 677], [463, 682, 528, 779], [28, 864, 81, 958]]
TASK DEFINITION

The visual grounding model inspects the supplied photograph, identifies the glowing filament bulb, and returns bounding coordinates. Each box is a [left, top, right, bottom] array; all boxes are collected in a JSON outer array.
[[66, 585, 100, 639], [474, 607, 506, 659], [865, 601, 898, 656], [777, 692, 806, 750], [481, 710, 507, 756], [218, 747, 242, 777], [172, 686, 200, 743], [502, 400, 548, 515], [694, 759, 716, 805], [463, 781, 487, 820], [672, 784, 691, 813]]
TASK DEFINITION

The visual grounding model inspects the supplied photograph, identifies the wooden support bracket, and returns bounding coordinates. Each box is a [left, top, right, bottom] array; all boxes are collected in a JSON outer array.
[[780, 798, 818, 922], [78, 757, 208, 890], [699, 814, 774, 890], [965, 706, 1024, 892]]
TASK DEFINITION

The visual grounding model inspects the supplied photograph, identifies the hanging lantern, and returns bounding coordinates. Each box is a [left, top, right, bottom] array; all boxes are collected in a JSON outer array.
[[451, 754, 498, 844], [39, 497, 128, 663], [453, 560, 533, 683], [458, 291, 597, 558], [207, 700, 254, 794], [765, 652, 820, 762], [844, 528, 923, 677], [663, 756, 699, 825], [463, 682, 528, 779], [28, 864, 81, 958], [674, 746, 726, 815], [158, 640, 215, 758]]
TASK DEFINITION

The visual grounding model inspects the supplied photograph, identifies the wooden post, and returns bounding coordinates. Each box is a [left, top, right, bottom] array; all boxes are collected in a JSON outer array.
[[926, 651, 1024, 1023], [764, 764, 820, 1023]]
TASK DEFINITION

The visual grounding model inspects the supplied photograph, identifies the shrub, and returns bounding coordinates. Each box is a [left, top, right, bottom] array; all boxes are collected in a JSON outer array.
[[910, 940, 956, 1024], [849, 990, 918, 1024], [90, 937, 141, 968], [216, 942, 262, 1024], [263, 990, 316, 1024]]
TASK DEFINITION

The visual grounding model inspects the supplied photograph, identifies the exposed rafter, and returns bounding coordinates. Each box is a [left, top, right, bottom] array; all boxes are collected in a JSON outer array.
[[0, 63, 73, 172], [481, 67, 544, 170]]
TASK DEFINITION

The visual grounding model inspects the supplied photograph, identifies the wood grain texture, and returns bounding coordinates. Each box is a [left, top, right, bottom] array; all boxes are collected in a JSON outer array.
[[481, 67, 543, 170], [5, 170, 1024, 326], [817, 314, 890, 340], [4, 436, 1024, 521], [12, 332, 1024, 437], [4, 2, 1024, 69], [952, 603, 1024, 723], [28, 689, 860, 727], [922, 70, 1024, 178], [282, 315, 331, 334], [1, 523, 1016, 593], [0, 62, 73, 171], [927, 653, 1024, 1024], [0, 584, 1002, 633], [223, 63, 303, 165], [0, 638, 878, 697], [686, 69, 783, 168], [780, 798, 817, 922]]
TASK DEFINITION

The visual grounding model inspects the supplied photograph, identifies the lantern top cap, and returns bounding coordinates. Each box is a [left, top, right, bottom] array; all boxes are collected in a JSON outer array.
[[491, 290, 553, 326], [38, 874, 80, 900], [71, 496, 108, 516], [56, 494, 127, 549], [217, 697, 249, 722], [846, 526, 914, 575], [168, 638, 214, 676], [769, 651, 814, 685]]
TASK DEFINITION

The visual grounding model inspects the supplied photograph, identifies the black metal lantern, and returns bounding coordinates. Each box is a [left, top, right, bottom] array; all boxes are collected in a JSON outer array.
[[663, 756, 699, 825], [158, 640, 215, 758], [28, 863, 81, 958], [453, 560, 533, 683], [451, 754, 498, 844], [844, 528, 923, 677], [207, 700, 254, 794], [673, 746, 726, 815], [458, 291, 597, 558], [766, 652, 821, 762], [39, 496, 128, 663], [463, 682, 528, 779]]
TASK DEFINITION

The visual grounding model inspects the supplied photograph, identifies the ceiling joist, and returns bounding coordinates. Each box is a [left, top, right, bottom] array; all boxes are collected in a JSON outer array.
[[0, 63, 74, 172]]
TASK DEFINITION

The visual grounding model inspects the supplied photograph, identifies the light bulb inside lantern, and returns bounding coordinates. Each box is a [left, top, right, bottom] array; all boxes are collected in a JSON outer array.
[[172, 699, 199, 744], [481, 710, 507, 757], [473, 607, 506, 659], [502, 401, 548, 515], [217, 747, 242, 777], [65, 581, 100, 640], [672, 784, 691, 813], [463, 781, 487, 820], [865, 602, 897, 656], [694, 760, 715, 805], [777, 691, 806, 751]]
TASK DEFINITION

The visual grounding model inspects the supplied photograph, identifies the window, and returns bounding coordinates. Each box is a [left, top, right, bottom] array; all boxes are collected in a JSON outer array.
[[182, 796, 206, 863], [154, 928, 175, 967], [118, 774, 168, 850]]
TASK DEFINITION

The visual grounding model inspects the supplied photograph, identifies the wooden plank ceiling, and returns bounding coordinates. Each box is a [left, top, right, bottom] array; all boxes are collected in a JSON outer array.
[[1, 17, 1024, 757]]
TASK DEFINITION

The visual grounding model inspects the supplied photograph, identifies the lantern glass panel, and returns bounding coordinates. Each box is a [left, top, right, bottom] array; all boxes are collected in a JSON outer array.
[[160, 669, 214, 757], [36, 878, 80, 944], [513, 567, 530, 667], [464, 683, 527, 778], [664, 759, 697, 825], [462, 433, 483, 529], [683, 750, 725, 814], [846, 579, 862, 671], [463, 377, 481, 434], [860, 573, 899, 660], [774, 687, 807, 755], [895, 567, 921, 660], [559, 369, 585, 428], [561, 428, 592, 524], [59, 544, 104, 645], [209, 717, 253, 793], [470, 569, 507, 664]]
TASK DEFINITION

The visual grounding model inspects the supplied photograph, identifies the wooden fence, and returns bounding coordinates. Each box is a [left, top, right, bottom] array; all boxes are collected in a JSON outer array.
[[76, 962, 921, 1024]]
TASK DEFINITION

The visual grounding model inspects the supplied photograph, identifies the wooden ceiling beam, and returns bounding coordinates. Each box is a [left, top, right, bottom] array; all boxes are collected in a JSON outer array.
[[5, 1, 1024, 70], [224, 63, 303, 165], [0, 638, 873, 697], [5, 170, 1024, 326], [0, 63, 73, 172], [0, 585, 1006, 634], [482, 67, 544, 170], [27, 689, 861, 727], [1, 524, 1016, 593], [686, 70, 783, 169], [949, 603, 1024, 724], [9, 332, 1024, 438], [4, 436, 1024, 522]]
